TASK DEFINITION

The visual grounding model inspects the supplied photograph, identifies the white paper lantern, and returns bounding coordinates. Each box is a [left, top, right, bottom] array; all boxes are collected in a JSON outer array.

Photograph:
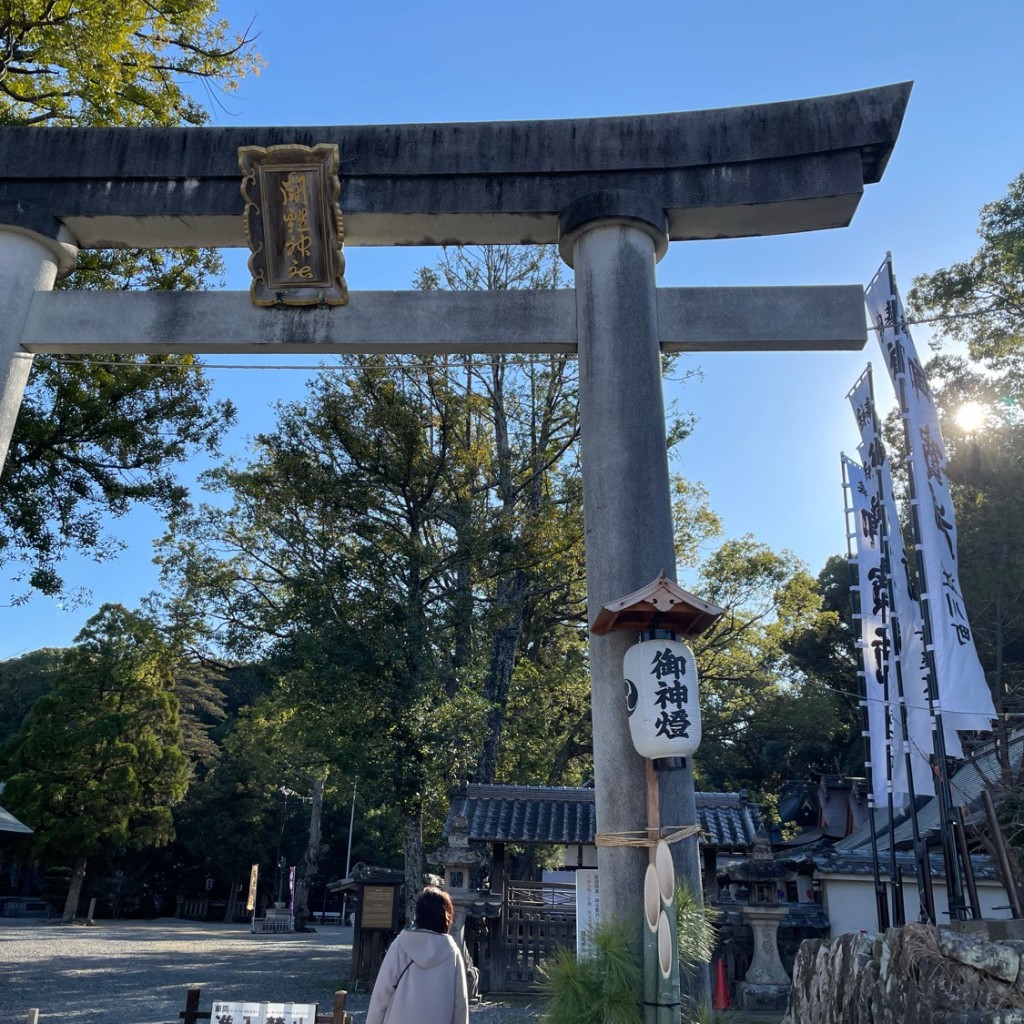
[[623, 637, 701, 761]]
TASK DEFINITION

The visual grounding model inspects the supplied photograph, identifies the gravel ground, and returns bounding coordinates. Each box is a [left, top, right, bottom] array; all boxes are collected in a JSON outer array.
[[0, 919, 542, 1024]]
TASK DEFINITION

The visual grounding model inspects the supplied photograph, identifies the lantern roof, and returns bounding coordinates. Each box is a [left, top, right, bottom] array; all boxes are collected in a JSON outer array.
[[725, 830, 790, 884], [590, 573, 725, 638], [428, 812, 489, 870]]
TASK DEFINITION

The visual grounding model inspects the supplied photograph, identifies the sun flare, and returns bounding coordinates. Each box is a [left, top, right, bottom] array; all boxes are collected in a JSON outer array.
[[956, 401, 987, 433]]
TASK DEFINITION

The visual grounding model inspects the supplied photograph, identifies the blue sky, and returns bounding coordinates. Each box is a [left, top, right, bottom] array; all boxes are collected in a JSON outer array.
[[3, 0, 1024, 658]]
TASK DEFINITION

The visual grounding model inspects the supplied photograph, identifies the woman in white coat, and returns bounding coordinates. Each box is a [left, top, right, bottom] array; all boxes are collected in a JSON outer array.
[[366, 886, 469, 1024]]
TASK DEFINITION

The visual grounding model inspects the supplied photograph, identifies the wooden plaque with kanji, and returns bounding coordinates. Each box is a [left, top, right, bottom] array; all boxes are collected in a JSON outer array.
[[239, 143, 348, 307]]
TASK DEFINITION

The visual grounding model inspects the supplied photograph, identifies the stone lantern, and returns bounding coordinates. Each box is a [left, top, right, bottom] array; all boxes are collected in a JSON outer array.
[[725, 830, 792, 1012], [429, 813, 488, 997]]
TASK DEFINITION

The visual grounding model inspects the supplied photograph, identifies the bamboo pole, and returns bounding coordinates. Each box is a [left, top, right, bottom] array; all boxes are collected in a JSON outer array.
[[644, 865, 661, 1024], [656, 911, 675, 1024], [656, 841, 680, 1024]]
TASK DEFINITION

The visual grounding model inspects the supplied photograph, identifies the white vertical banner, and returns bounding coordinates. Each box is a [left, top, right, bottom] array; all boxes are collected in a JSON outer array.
[[844, 455, 897, 804], [867, 257, 996, 733], [848, 368, 938, 797]]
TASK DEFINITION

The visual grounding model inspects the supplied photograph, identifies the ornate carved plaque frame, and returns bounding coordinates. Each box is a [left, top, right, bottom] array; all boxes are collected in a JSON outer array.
[[239, 143, 348, 307]]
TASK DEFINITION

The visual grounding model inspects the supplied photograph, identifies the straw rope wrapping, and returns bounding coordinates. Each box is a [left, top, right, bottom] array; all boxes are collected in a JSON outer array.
[[595, 825, 703, 848]]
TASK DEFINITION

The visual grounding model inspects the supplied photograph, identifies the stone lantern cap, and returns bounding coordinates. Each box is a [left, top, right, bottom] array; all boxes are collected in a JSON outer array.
[[725, 830, 790, 886], [429, 813, 488, 871], [590, 573, 725, 638]]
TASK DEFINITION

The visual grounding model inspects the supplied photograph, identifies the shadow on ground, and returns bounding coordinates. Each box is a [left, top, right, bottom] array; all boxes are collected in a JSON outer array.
[[0, 919, 541, 1024]]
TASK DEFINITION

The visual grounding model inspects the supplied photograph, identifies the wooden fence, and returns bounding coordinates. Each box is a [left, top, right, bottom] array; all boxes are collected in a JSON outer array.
[[494, 880, 576, 992]]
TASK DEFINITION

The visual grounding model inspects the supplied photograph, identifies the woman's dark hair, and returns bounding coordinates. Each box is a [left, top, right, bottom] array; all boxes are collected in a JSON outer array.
[[414, 886, 453, 934]]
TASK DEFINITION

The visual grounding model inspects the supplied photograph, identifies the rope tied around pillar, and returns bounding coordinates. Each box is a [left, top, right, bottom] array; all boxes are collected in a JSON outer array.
[[595, 824, 702, 848]]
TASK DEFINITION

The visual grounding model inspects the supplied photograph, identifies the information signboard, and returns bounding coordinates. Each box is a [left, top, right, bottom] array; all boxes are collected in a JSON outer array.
[[361, 885, 396, 930], [576, 869, 600, 960]]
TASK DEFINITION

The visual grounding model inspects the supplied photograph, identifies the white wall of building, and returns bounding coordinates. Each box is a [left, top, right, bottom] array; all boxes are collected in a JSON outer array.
[[821, 874, 1012, 935]]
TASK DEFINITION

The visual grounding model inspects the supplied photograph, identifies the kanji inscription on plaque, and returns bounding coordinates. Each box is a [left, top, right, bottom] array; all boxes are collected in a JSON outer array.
[[239, 143, 348, 307]]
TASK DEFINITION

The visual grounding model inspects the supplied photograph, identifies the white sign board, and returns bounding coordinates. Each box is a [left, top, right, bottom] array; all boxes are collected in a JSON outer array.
[[575, 869, 600, 959], [264, 1004, 316, 1024], [211, 1003, 317, 1024], [211, 1002, 264, 1024]]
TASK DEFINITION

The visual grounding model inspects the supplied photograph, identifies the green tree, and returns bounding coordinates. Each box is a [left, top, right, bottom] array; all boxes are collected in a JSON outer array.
[[3, 350, 235, 601], [909, 170, 1024, 370], [0, 647, 61, 744], [899, 171, 1024, 873], [915, 355, 1024, 783], [689, 538, 854, 792], [0, 1, 262, 127], [907, 170, 1024, 784], [415, 245, 586, 786], [158, 246, 598, 915], [157, 362, 491, 916], [0, 604, 190, 921], [0, 1, 260, 602], [783, 554, 864, 776]]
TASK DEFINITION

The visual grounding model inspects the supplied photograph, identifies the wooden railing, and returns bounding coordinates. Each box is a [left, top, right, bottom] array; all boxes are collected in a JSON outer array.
[[505, 880, 576, 911]]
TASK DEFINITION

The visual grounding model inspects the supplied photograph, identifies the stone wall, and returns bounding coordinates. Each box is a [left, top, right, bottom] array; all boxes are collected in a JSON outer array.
[[784, 924, 1024, 1024]]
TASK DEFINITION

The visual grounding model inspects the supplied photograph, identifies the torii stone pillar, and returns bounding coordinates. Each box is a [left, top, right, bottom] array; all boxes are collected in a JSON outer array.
[[558, 191, 702, 911], [0, 223, 77, 468]]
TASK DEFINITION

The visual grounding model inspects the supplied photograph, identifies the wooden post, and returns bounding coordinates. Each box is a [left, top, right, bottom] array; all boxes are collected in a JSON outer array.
[[25, 1010, 39, 1024], [646, 759, 660, 866], [181, 987, 202, 1024], [331, 991, 348, 1024], [492, 844, 507, 993], [982, 788, 1024, 918]]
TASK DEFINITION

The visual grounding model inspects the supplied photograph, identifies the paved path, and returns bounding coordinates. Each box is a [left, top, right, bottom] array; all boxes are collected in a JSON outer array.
[[0, 919, 539, 1024]]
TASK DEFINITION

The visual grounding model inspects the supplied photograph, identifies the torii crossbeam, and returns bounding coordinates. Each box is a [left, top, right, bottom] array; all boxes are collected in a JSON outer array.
[[0, 83, 911, 996]]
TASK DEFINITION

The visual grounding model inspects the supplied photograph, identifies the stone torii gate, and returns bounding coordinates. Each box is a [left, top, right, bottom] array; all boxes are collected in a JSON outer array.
[[0, 83, 910, 959]]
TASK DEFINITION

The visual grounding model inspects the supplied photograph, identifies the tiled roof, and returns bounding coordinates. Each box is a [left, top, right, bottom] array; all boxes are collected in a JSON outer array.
[[444, 785, 760, 851], [716, 903, 830, 931], [448, 785, 597, 845], [810, 849, 1002, 882], [696, 792, 762, 848], [835, 732, 1024, 855]]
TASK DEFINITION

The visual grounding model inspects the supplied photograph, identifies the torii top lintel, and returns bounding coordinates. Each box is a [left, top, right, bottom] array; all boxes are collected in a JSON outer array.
[[0, 83, 911, 252]]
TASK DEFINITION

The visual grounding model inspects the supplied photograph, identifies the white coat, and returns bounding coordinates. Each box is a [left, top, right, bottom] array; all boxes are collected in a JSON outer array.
[[366, 928, 469, 1024]]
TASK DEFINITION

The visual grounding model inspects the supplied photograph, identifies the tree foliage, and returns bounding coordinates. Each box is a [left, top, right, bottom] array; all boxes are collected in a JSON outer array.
[[916, 355, 1024, 784], [0, 1, 262, 127], [0, 647, 61, 744], [906, 168, 1024, 787], [0, 604, 190, 918], [689, 538, 859, 792], [154, 246, 593, 904], [0, 1, 259, 602], [898, 169, 1024, 855], [909, 170, 1024, 369], [3, 351, 234, 601]]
